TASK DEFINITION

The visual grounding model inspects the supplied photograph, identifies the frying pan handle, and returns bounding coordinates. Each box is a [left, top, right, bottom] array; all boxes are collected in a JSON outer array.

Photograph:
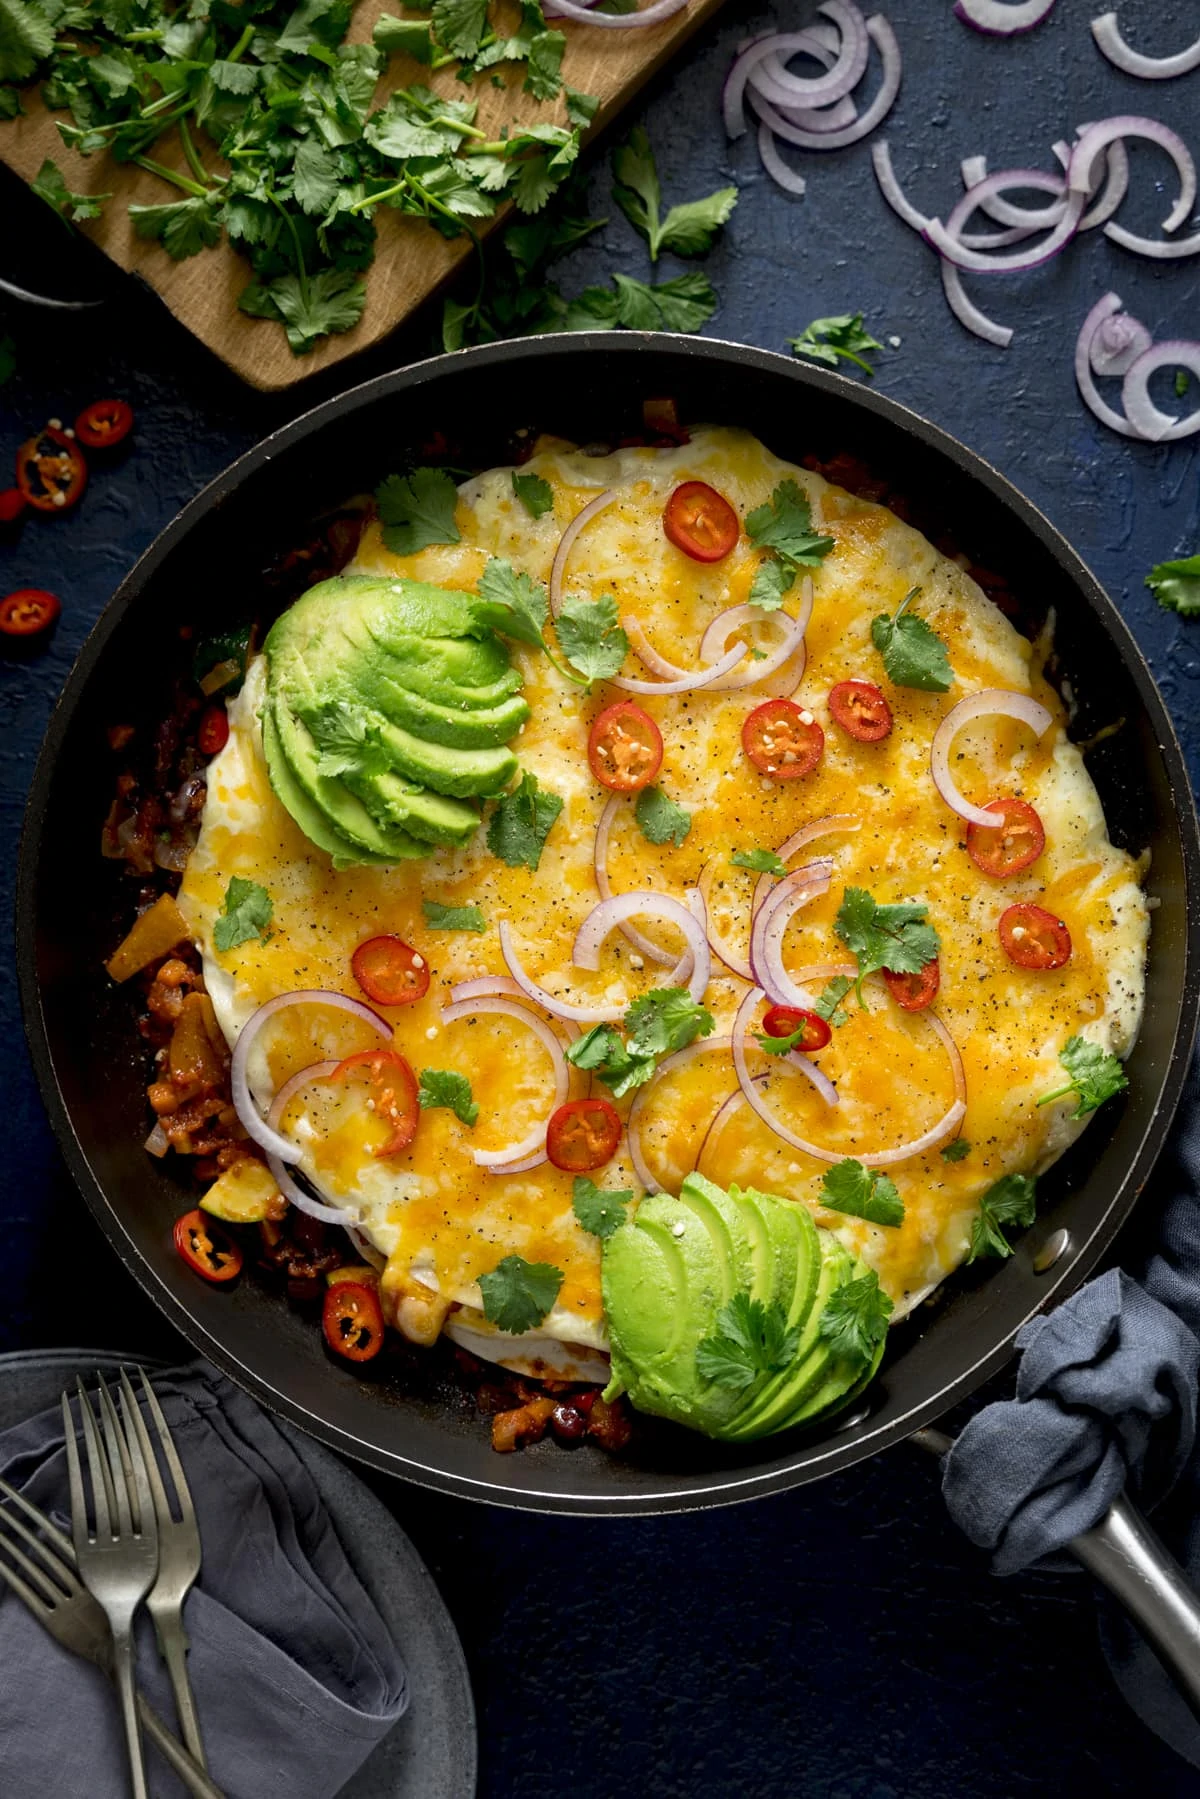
[[1071, 1495, 1200, 1723]]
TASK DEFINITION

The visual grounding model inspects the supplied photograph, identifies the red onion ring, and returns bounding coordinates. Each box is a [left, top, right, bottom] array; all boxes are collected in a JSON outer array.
[[1105, 222, 1200, 260], [447, 975, 528, 1004], [594, 794, 675, 968], [1091, 13, 1200, 80], [549, 489, 614, 619], [748, 864, 835, 1006], [732, 987, 967, 1167], [926, 172, 1085, 273], [499, 919, 625, 1023], [264, 1057, 362, 1226], [726, 6, 870, 141], [757, 123, 808, 196], [608, 638, 748, 697], [572, 891, 711, 1003], [873, 141, 1038, 256], [930, 689, 1054, 827], [539, 0, 689, 25], [745, 4, 870, 109], [626, 1036, 733, 1193], [954, 0, 1055, 34], [1051, 134, 1131, 232], [231, 990, 392, 1164], [1122, 344, 1200, 442], [1074, 293, 1145, 437], [751, 812, 861, 918], [698, 859, 754, 983], [941, 261, 1014, 348], [960, 154, 1066, 231], [1069, 117, 1196, 234], [747, 15, 902, 152], [440, 997, 569, 1171], [620, 598, 806, 694], [694, 1081, 756, 1176], [267, 1058, 342, 1127]]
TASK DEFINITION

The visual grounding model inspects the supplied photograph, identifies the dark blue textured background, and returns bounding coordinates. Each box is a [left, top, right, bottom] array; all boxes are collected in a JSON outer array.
[[4, 0, 1200, 1791]]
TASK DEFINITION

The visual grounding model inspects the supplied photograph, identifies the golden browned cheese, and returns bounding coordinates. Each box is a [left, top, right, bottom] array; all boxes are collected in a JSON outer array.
[[179, 427, 1147, 1357]]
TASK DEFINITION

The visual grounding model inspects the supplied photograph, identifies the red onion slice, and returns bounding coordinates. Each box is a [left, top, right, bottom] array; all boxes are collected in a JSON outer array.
[[954, 0, 1055, 32], [745, 4, 870, 109], [626, 1036, 733, 1193], [1069, 117, 1197, 234], [1051, 135, 1130, 232], [539, 0, 689, 25], [769, 91, 860, 133], [267, 1058, 343, 1127], [732, 987, 967, 1167], [757, 124, 808, 197], [1122, 344, 1200, 442], [594, 794, 675, 968], [927, 173, 1085, 273], [572, 891, 711, 1004], [440, 997, 569, 1170], [267, 1153, 357, 1228], [698, 583, 813, 687], [697, 858, 754, 983], [1091, 13, 1200, 80], [746, 15, 901, 152], [748, 864, 835, 1006], [941, 260, 1014, 347], [1075, 293, 1146, 438], [549, 489, 615, 619], [231, 990, 392, 1164], [499, 919, 625, 1024], [930, 689, 1054, 827], [448, 975, 528, 1004], [960, 155, 1066, 230], [609, 638, 748, 697], [751, 813, 860, 917], [1105, 222, 1200, 260]]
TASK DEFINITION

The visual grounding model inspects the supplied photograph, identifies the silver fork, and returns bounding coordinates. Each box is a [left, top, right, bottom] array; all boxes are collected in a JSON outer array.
[[63, 1376, 159, 1799], [0, 1477, 225, 1799], [120, 1366, 207, 1769]]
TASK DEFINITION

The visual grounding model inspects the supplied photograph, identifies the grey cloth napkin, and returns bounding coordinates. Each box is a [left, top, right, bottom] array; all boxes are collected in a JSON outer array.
[[942, 1054, 1200, 1767], [0, 1359, 408, 1798]]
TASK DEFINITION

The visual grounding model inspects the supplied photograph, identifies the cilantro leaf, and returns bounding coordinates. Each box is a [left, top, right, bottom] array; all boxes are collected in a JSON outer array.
[[524, 28, 564, 101], [238, 270, 366, 355], [0, 84, 22, 119], [32, 159, 109, 224], [634, 785, 691, 847], [834, 886, 940, 1001], [966, 1172, 1037, 1263], [871, 588, 953, 693], [476, 557, 548, 649], [431, 0, 489, 58], [941, 1138, 971, 1163], [478, 1253, 563, 1333], [1146, 554, 1200, 618], [572, 1175, 634, 1240], [1036, 1035, 1128, 1119], [819, 1159, 905, 1227], [372, 13, 434, 59], [0, 0, 53, 82], [564, 1023, 647, 1098], [561, 272, 717, 335], [789, 314, 882, 377], [731, 847, 788, 877], [130, 193, 223, 260], [487, 770, 563, 870], [422, 900, 486, 933], [305, 700, 390, 778], [554, 593, 628, 684], [213, 876, 273, 952], [418, 1067, 478, 1126], [511, 470, 554, 518], [376, 467, 461, 555], [625, 987, 714, 1059], [745, 479, 835, 608], [818, 1270, 893, 1364], [564, 85, 599, 127], [289, 138, 341, 216], [696, 1292, 799, 1392], [611, 127, 736, 262], [814, 975, 852, 1028]]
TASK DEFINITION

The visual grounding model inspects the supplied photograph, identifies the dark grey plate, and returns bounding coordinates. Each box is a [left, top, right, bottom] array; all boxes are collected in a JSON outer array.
[[0, 1349, 477, 1799]]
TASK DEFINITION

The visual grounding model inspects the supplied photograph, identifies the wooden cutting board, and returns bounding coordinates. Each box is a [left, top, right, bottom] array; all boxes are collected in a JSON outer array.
[[0, 2, 726, 391]]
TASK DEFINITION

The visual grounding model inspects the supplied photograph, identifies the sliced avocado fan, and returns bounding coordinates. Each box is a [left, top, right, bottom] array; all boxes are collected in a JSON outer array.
[[263, 574, 531, 865], [601, 1172, 888, 1441]]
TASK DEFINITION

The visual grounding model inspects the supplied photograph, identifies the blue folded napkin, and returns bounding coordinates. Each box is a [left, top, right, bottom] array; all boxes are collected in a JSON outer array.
[[0, 1360, 408, 1798], [943, 1056, 1200, 1767]]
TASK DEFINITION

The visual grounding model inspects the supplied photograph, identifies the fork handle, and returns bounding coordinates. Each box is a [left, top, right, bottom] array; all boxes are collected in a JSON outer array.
[[111, 1623, 149, 1799], [137, 1693, 226, 1799], [159, 1621, 207, 1769]]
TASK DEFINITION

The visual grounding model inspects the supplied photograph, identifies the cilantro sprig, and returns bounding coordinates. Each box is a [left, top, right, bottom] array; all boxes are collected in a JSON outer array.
[[634, 786, 692, 848], [695, 1293, 799, 1392], [377, 469, 461, 556], [572, 1176, 634, 1240], [834, 886, 940, 1004], [818, 1270, 893, 1364], [418, 1068, 479, 1127], [611, 126, 737, 264], [871, 588, 953, 693], [423, 900, 487, 934], [731, 847, 787, 877], [965, 1173, 1037, 1263], [566, 987, 714, 1099], [814, 975, 853, 1028], [744, 480, 835, 611], [789, 313, 882, 377], [1036, 1035, 1128, 1118], [213, 876, 273, 952], [819, 1159, 905, 1227], [486, 770, 563, 871], [478, 1253, 563, 1334], [512, 470, 554, 519], [1146, 554, 1200, 617]]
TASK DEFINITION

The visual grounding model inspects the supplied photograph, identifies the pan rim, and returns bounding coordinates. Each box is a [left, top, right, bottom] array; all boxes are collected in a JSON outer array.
[[17, 331, 1200, 1514]]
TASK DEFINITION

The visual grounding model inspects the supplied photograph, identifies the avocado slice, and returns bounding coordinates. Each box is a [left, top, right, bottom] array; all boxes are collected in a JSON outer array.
[[341, 764, 480, 848], [268, 697, 428, 862], [353, 670, 530, 751], [261, 703, 396, 867], [718, 1234, 856, 1442], [371, 715, 518, 800]]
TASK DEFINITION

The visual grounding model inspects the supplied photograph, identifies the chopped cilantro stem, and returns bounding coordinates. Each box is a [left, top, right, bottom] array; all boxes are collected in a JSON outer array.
[[133, 155, 209, 200], [177, 119, 210, 189]]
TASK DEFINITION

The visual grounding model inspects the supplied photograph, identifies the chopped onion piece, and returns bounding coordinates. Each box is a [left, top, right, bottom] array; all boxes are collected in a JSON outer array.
[[747, 15, 902, 152], [572, 891, 711, 1003], [549, 489, 614, 619], [1089, 306, 1153, 376], [144, 1122, 169, 1158], [1075, 293, 1146, 438], [1091, 13, 1200, 80], [1069, 117, 1196, 234], [441, 997, 569, 1170], [231, 990, 392, 1164], [1122, 343, 1200, 442], [954, 0, 1055, 32], [930, 689, 1054, 827], [594, 794, 675, 967], [626, 1036, 733, 1193]]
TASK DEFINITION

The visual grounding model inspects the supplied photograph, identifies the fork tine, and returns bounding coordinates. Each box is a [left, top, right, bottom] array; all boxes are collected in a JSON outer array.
[[0, 1474, 75, 1562], [120, 1369, 171, 1531], [135, 1369, 194, 1520], [116, 1377, 156, 1546], [74, 1380, 112, 1541], [95, 1375, 134, 1539], [62, 1392, 91, 1552], [0, 1546, 52, 1620], [0, 1503, 81, 1596], [0, 1512, 70, 1606]]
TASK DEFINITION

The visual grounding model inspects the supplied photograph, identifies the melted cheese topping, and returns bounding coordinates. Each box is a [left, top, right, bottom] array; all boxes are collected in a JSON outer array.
[[179, 427, 1148, 1360]]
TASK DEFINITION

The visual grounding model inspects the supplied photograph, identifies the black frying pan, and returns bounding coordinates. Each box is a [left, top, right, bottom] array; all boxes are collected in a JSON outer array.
[[17, 334, 1200, 1518]]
